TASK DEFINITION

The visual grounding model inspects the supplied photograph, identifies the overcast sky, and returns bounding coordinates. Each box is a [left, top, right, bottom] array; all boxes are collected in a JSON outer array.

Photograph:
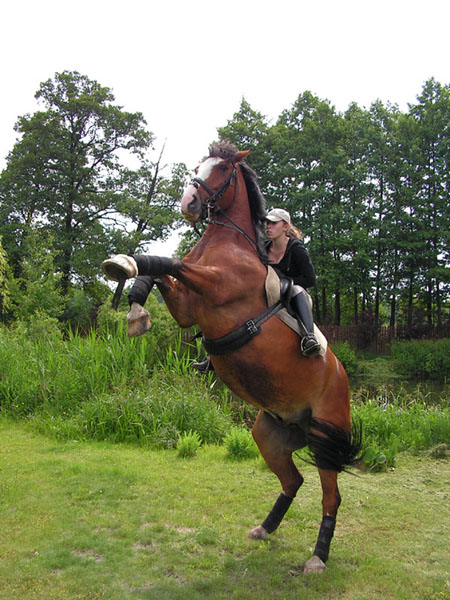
[[1, 0, 449, 251], [2, 0, 449, 170]]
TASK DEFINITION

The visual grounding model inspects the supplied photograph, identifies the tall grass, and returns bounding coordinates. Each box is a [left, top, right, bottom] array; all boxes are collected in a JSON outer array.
[[33, 372, 233, 448], [1, 323, 448, 469], [352, 387, 450, 470], [0, 322, 158, 417]]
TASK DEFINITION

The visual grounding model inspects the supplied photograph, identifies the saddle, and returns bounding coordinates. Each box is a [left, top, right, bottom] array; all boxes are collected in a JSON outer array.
[[201, 267, 327, 356], [265, 266, 327, 356]]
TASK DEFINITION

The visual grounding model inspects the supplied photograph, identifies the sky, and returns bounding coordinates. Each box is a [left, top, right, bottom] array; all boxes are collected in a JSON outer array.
[[1, 0, 449, 252]]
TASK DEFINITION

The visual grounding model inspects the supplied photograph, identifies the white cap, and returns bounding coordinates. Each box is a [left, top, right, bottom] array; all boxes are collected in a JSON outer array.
[[266, 208, 291, 224]]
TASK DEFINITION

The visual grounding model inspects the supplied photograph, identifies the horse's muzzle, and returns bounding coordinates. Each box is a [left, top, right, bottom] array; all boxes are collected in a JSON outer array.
[[181, 185, 201, 222]]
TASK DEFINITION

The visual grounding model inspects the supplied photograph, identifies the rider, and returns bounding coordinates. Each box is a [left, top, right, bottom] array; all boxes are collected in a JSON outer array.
[[264, 208, 321, 357]]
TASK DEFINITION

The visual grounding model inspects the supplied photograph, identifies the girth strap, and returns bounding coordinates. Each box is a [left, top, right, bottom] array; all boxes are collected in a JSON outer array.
[[202, 300, 283, 356]]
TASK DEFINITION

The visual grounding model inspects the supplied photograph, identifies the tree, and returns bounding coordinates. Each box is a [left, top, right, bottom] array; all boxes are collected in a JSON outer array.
[[0, 236, 12, 320], [409, 79, 450, 328], [0, 71, 182, 298], [9, 230, 64, 322]]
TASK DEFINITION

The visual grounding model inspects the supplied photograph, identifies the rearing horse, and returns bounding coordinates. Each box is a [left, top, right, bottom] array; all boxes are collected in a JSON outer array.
[[102, 143, 361, 573]]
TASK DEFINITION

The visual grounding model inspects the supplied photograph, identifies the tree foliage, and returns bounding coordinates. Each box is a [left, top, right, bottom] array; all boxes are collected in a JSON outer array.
[[217, 80, 450, 330], [0, 71, 186, 301]]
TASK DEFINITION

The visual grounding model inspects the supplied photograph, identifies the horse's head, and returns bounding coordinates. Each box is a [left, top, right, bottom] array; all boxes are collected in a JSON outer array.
[[181, 147, 250, 222]]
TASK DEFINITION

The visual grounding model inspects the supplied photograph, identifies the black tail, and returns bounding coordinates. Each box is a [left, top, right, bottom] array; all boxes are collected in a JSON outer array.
[[307, 417, 363, 472]]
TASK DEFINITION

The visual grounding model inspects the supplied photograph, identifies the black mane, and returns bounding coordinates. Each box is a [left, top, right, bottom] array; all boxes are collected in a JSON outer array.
[[209, 143, 268, 263]]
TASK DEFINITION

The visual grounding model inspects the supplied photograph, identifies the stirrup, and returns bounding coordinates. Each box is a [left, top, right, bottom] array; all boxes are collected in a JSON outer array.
[[301, 333, 321, 357], [101, 254, 138, 281], [192, 358, 213, 374]]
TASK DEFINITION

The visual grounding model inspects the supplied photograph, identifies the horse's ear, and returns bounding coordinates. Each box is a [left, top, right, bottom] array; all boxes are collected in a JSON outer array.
[[235, 150, 251, 163]]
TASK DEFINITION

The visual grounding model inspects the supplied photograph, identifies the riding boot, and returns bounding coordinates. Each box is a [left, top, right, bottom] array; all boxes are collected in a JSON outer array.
[[192, 358, 214, 374], [290, 290, 321, 357]]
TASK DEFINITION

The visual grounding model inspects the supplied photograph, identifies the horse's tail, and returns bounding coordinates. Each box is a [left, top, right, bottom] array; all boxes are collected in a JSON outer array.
[[306, 417, 363, 473]]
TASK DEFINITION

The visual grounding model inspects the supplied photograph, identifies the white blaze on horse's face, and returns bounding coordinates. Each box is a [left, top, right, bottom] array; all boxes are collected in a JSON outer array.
[[180, 157, 223, 222]]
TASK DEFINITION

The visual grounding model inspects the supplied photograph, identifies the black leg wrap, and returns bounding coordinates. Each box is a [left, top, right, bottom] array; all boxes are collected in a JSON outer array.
[[313, 516, 336, 563], [261, 493, 294, 534], [128, 276, 155, 307], [131, 255, 176, 277]]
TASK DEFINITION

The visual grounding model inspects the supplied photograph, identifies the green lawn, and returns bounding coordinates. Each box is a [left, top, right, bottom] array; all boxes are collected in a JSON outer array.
[[0, 420, 448, 600]]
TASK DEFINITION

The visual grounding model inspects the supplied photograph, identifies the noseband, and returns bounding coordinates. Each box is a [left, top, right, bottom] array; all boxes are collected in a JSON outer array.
[[191, 162, 237, 221]]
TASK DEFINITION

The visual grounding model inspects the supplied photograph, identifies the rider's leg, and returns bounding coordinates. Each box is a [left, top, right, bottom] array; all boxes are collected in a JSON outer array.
[[290, 287, 321, 357]]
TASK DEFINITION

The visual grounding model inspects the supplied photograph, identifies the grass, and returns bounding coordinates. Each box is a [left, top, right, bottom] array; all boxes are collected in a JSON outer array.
[[0, 420, 449, 600]]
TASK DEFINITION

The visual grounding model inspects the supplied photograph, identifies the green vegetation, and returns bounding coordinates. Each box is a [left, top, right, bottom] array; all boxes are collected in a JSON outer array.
[[177, 430, 202, 458], [0, 73, 449, 333], [391, 339, 450, 382], [224, 427, 260, 460], [0, 421, 448, 600], [0, 323, 448, 474]]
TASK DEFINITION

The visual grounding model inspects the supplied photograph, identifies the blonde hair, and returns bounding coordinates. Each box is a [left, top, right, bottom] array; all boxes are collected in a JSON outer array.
[[286, 223, 304, 240]]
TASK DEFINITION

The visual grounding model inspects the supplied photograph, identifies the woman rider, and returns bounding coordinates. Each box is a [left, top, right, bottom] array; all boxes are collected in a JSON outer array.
[[264, 208, 321, 357]]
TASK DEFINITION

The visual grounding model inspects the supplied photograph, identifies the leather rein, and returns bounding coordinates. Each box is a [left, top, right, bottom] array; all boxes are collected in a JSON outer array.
[[190, 162, 260, 256]]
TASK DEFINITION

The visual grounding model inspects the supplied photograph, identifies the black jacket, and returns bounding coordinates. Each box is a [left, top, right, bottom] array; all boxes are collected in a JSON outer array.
[[264, 237, 316, 289]]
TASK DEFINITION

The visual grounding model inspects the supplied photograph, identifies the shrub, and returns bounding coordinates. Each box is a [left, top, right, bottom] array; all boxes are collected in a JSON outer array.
[[332, 341, 359, 376], [177, 430, 202, 458], [32, 372, 233, 449], [391, 339, 450, 381], [352, 392, 450, 471], [224, 427, 259, 460]]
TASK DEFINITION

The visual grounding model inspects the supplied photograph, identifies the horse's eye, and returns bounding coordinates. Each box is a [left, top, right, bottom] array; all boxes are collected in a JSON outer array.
[[219, 163, 229, 172], [194, 166, 199, 175]]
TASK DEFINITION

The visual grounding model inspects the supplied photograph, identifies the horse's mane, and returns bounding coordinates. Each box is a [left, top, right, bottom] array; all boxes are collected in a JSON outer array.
[[209, 143, 268, 263]]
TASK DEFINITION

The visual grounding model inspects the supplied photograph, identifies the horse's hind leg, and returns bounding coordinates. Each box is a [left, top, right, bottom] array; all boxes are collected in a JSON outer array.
[[249, 410, 305, 540], [304, 468, 340, 573]]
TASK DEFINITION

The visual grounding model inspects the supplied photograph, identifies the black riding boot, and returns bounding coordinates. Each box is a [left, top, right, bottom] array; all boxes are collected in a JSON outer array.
[[290, 290, 321, 357]]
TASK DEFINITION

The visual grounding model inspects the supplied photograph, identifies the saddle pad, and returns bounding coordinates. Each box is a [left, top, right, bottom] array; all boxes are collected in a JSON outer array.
[[265, 266, 328, 356]]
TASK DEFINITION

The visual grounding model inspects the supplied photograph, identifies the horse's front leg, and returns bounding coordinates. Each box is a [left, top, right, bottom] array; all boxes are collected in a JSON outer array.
[[154, 275, 197, 328]]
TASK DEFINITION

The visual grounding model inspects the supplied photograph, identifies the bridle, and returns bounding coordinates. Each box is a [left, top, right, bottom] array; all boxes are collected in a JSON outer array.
[[190, 160, 261, 256], [191, 162, 237, 222]]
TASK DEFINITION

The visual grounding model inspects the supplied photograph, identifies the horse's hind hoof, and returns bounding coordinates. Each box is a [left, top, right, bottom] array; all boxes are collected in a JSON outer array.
[[303, 555, 326, 574], [248, 526, 268, 540]]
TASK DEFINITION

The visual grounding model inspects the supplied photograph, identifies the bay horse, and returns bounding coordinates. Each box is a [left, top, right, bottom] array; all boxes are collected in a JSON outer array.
[[102, 143, 361, 573]]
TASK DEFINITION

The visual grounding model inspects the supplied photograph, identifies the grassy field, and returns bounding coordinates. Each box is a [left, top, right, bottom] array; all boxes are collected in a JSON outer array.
[[0, 420, 449, 600]]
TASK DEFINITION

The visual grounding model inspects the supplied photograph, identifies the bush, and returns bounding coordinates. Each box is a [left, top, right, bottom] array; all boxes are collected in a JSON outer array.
[[391, 339, 450, 381], [332, 341, 359, 376], [32, 372, 233, 449], [177, 430, 202, 458], [224, 427, 259, 460], [352, 392, 450, 471]]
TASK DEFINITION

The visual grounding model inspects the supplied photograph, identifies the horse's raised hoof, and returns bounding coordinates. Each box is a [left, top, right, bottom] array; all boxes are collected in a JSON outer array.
[[127, 303, 151, 337], [248, 525, 268, 540], [102, 255, 138, 281], [303, 555, 326, 574]]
